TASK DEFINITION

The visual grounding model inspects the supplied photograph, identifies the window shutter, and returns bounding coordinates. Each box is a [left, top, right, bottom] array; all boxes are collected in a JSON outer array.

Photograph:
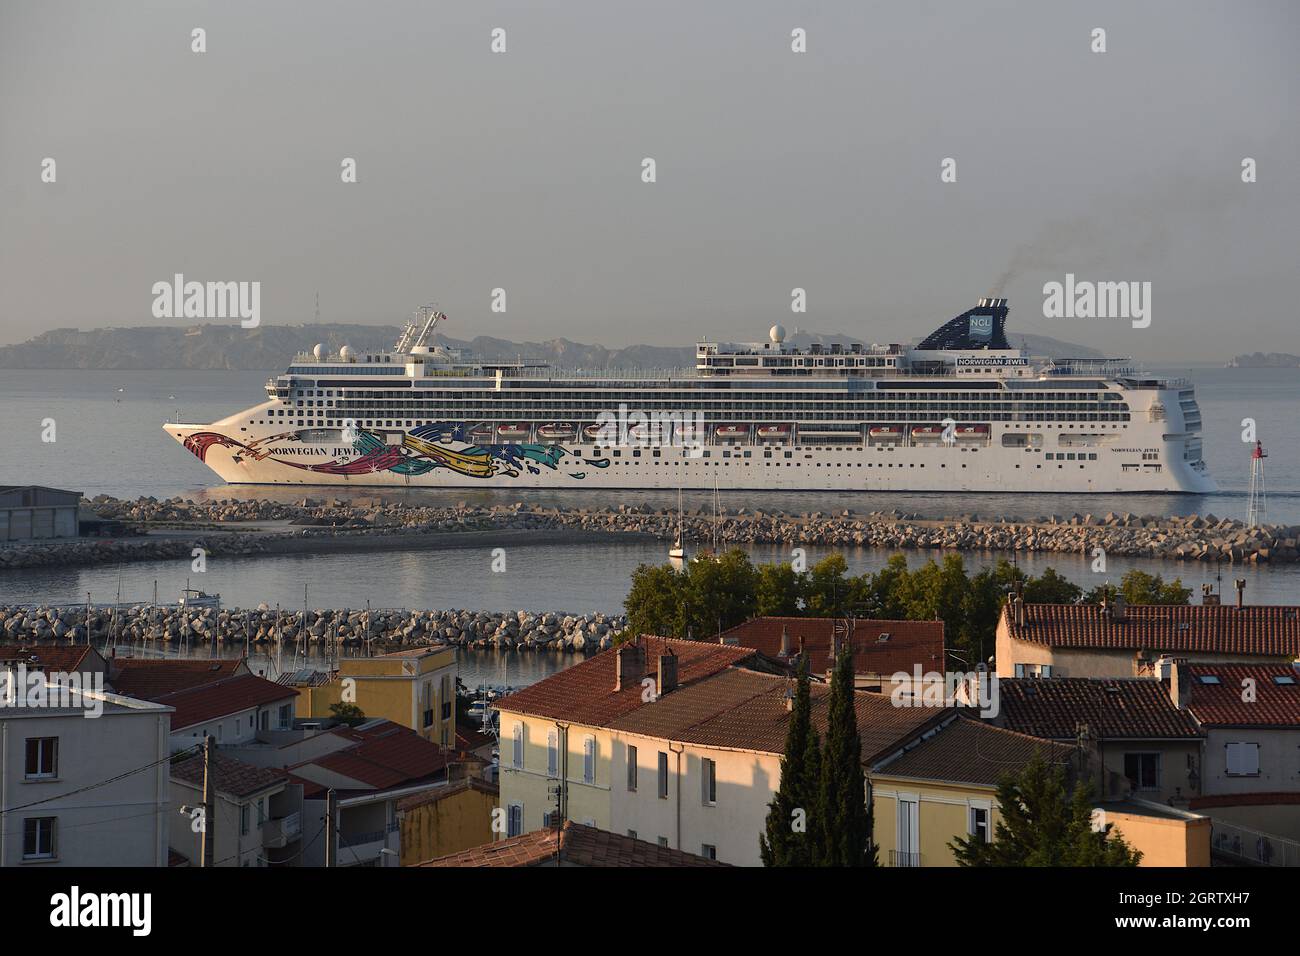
[[583, 736, 596, 783]]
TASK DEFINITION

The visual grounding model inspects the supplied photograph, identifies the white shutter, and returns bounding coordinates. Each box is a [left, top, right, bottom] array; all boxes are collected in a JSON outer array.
[[583, 736, 595, 783], [1242, 743, 1260, 775], [513, 724, 524, 768], [547, 731, 558, 776]]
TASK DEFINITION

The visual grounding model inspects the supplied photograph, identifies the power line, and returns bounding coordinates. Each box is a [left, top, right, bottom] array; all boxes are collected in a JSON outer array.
[[0, 743, 201, 815]]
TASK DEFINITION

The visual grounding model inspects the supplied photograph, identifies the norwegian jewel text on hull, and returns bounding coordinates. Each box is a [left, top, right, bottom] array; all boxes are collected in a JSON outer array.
[[164, 299, 1216, 493]]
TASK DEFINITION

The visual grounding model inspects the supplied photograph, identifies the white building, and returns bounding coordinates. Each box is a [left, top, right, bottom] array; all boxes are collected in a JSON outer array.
[[0, 681, 171, 867]]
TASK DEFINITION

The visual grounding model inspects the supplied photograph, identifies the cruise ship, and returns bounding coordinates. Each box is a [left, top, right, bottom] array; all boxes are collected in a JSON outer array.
[[164, 298, 1215, 493]]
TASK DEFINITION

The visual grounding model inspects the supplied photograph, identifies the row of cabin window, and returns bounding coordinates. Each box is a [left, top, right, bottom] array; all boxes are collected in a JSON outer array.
[[512, 726, 718, 802]]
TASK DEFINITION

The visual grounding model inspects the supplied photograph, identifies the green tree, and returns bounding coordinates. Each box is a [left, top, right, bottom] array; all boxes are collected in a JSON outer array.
[[756, 562, 804, 617], [804, 554, 850, 617], [817, 647, 876, 866], [1084, 569, 1191, 606], [949, 752, 1142, 866], [760, 661, 819, 866], [329, 702, 366, 727], [624, 563, 687, 638], [1024, 567, 1083, 604], [681, 548, 759, 638]]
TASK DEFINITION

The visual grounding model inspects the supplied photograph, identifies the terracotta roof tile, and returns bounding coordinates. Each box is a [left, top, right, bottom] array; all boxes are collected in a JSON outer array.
[[297, 722, 451, 790], [999, 678, 1202, 740], [1181, 663, 1300, 727], [0, 644, 106, 674], [610, 667, 949, 764], [154, 673, 298, 732], [416, 821, 731, 867], [496, 637, 755, 725], [716, 617, 945, 676], [171, 751, 288, 799], [1004, 603, 1300, 656], [110, 658, 246, 698], [875, 716, 1074, 786], [396, 776, 499, 813]]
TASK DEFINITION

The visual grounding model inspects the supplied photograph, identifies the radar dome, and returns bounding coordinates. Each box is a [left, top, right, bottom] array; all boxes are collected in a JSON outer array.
[[339, 345, 354, 361], [312, 343, 326, 360], [769, 324, 786, 345]]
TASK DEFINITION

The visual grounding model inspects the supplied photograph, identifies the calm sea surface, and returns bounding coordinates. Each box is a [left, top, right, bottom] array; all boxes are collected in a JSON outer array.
[[3, 366, 1300, 685]]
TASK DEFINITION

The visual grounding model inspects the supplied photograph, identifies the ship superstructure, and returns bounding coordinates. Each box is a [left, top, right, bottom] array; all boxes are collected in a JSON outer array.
[[164, 299, 1215, 493]]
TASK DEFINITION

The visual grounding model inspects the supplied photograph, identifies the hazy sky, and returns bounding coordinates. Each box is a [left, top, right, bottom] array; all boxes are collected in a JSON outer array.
[[2, 0, 1297, 360]]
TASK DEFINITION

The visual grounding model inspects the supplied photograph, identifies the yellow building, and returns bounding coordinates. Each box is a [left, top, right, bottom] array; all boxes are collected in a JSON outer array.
[[871, 717, 1211, 867], [398, 777, 499, 866], [285, 647, 457, 746]]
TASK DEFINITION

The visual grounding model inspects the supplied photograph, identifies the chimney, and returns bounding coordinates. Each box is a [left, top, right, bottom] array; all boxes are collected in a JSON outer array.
[[1169, 659, 1191, 710], [657, 652, 678, 696], [1013, 594, 1025, 628], [779, 625, 791, 657], [1201, 583, 1220, 606], [614, 642, 645, 691], [1113, 594, 1126, 623], [1235, 578, 1246, 609]]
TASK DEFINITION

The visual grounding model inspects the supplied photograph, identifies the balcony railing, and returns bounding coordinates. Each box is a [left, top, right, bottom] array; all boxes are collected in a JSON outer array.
[[338, 821, 400, 849], [262, 812, 302, 849], [1212, 821, 1300, 867], [889, 849, 922, 868]]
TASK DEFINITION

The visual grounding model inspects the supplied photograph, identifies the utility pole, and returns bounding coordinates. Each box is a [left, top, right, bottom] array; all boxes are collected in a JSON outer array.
[[200, 734, 215, 868], [325, 789, 338, 867]]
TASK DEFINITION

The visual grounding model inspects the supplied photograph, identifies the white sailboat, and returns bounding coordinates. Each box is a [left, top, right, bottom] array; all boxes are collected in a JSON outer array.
[[668, 487, 686, 562]]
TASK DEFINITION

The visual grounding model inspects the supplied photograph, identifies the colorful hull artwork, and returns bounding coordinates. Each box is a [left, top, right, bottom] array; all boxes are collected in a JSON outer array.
[[181, 423, 611, 481]]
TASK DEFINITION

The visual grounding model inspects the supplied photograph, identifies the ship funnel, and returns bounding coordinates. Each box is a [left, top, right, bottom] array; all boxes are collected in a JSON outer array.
[[977, 297, 1007, 308]]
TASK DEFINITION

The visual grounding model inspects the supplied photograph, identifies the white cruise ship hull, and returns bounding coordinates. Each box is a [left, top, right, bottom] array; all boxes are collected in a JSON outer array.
[[163, 419, 1216, 494], [162, 298, 1217, 495]]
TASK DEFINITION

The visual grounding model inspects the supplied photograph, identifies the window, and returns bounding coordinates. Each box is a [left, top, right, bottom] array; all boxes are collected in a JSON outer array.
[[969, 806, 990, 844], [627, 745, 638, 791], [23, 817, 57, 860], [240, 804, 250, 836], [1014, 663, 1052, 678], [657, 836, 669, 848], [702, 758, 717, 805], [512, 724, 524, 769], [547, 731, 558, 777], [1124, 753, 1160, 791], [24, 738, 57, 779], [1226, 742, 1260, 776], [258, 710, 269, 731], [278, 704, 292, 728], [583, 736, 596, 784], [257, 799, 266, 826], [627, 830, 638, 840], [701, 844, 717, 860], [507, 803, 523, 837], [658, 752, 669, 798]]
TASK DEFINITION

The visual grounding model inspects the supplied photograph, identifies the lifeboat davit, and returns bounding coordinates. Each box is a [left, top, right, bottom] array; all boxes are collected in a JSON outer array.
[[756, 424, 791, 441], [466, 423, 494, 444], [496, 423, 531, 441], [869, 426, 904, 440], [537, 422, 577, 441], [715, 424, 749, 440]]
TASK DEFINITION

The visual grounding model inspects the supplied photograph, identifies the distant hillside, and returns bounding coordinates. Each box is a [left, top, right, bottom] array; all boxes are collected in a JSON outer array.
[[0, 323, 1103, 370], [1227, 352, 1300, 368]]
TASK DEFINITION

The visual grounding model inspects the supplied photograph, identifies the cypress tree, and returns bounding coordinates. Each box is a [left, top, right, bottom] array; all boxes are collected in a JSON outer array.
[[817, 645, 875, 866], [760, 659, 819, 866]]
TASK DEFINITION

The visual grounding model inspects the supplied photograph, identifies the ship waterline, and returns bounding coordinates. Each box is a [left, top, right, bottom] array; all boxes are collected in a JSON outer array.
[[164, 298, 1216, 494]]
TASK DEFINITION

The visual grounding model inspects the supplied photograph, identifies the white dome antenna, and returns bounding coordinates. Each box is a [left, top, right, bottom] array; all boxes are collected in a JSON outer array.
[[769, 324, 787, 345], [312, 343, 325, 360]]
